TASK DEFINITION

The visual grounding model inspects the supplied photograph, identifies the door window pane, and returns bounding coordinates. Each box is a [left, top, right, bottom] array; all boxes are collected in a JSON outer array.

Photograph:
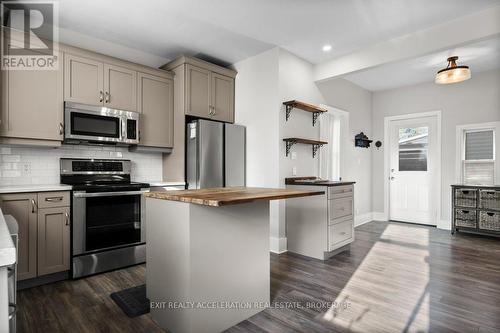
[[399, 127, 428, 171]]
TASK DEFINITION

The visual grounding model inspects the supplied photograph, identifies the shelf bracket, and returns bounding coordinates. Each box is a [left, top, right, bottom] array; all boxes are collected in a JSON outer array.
[[285, 105, 293, 121], [312, 144, 323, 158], [312, 112, 321, 127], [285, 140, 296, 156]]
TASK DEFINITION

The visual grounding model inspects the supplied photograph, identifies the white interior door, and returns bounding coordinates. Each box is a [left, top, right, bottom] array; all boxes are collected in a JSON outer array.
[[389, 116, 437, 225]]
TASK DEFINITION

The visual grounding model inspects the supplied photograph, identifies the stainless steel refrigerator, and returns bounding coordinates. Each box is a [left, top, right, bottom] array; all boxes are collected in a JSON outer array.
[[186, 119, 246, 189]]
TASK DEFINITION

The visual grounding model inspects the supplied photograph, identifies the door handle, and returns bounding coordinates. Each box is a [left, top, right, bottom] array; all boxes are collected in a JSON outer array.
[[390, 176, 395, 180], [65, 212, 70, 226], [59, 123, 64, 135], [45, 196, 63, 202], [105, 91, 110, 103], [99, 90, 103, 102], [31, 199, 37, 213]]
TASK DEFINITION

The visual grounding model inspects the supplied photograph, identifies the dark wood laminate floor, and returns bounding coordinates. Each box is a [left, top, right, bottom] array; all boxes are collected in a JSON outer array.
[[18, 221, 500, 333]]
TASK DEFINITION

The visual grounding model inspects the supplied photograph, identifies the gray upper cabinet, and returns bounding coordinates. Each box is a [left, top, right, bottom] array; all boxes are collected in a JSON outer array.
[[137, 72, 174, 148], [211, 72, 234, 123], [164, 56, 236, 123], [104, 64, 137, 111], [64, 53, 104, 106], [64, 53, 137, 112], [1, 50, 63, 145], [186, 64, 211, 118]]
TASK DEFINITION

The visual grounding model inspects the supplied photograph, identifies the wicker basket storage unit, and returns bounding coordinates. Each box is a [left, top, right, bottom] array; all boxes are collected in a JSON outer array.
[[479, 189, 500, 211], [454, 189, 477, 208], [479, 211, 500, 231], [455, 209, 477, 228]]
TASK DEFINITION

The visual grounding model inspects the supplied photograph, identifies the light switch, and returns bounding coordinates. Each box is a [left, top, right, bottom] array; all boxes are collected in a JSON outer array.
[[292, 166, 297, 176], [291, 152, 297, 160]]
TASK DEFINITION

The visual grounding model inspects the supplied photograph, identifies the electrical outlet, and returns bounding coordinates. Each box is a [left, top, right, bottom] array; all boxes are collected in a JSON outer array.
[[291, 152, 297, 160], [292, 166, 297, 176], [22, 162, 31, 176]]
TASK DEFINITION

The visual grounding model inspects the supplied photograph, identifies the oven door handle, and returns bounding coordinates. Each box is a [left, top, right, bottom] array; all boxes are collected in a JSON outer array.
[[73, 190, 149, 198]]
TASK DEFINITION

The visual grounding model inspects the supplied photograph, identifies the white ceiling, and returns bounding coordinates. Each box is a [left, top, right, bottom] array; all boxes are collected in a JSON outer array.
[[58, 0, 500, 66], [343, 37, 500, 91]]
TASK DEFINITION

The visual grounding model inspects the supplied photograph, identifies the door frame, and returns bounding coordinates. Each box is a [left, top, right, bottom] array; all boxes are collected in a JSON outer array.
[[383, 111, 442, 225]]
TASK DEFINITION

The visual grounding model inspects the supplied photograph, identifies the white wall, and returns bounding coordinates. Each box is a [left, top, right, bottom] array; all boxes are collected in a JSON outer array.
[[233, 48, 281, 247], [317, 78, 374, 220], [0, 145, 163, 186], [235, 48, 375, 252], [371, 69, 500, 228], [278, 49, 326, 245]]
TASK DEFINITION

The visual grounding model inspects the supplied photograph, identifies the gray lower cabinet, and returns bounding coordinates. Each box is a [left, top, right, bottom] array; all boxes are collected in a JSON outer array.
[[0, 193, 37, 280], [286, 184, 354, 260], [37, 207, 70, 276], [0, 191, 70, 280]]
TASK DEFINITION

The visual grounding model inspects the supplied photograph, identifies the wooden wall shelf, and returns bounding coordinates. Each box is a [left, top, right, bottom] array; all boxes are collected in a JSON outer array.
[[283, 100, 327, 126], [283, 138, 328, 158]]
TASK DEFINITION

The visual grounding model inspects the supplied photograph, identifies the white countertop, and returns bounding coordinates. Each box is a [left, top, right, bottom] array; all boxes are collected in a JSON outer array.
[[148, 181, 186, 187], [0, 209, 16, 267], [0, 184, 73, 194]]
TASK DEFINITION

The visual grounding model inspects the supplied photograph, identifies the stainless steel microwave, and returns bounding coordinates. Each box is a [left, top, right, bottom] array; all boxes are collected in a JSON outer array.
[[64, 102, 140, 145]]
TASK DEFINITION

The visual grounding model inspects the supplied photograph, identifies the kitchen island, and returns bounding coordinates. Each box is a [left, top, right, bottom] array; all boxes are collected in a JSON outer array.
[[144, 187, 324, 333]]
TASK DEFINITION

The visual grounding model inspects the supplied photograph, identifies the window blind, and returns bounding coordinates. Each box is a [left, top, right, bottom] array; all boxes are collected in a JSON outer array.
[[463, 161, 494, 185], [465, 130, 494, 160]]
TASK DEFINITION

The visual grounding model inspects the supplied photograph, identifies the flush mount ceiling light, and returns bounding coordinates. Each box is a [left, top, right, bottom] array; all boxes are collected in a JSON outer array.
[[435, 56, 471, 84], [322, 44, 332, 52]]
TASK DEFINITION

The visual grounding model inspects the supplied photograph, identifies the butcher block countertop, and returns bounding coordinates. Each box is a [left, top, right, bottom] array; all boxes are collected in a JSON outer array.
[[145, 187, 324, 207]]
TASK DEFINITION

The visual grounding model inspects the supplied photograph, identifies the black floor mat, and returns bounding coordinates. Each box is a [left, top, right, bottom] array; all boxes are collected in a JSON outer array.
[[110, 284, 150, 317]]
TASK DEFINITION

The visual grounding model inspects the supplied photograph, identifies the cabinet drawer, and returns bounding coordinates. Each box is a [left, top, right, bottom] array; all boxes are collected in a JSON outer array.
[[328, 220, 353, 250], [38, 191, 70, 208], [329, 196, 353, 221], [328, 185, 353, 199]]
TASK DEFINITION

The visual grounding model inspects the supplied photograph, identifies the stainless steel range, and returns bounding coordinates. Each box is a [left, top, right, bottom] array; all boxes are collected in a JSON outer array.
[[60, 158, 149, 279]]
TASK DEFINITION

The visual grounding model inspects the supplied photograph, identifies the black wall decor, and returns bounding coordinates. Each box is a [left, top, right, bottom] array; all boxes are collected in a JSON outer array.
[[354, 132, 373, 148]]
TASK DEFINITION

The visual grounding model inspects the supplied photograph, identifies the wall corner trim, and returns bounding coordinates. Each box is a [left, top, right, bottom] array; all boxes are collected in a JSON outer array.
[[355, 212, 373, 227], [437, 219, 451, 230], [270, 237, 287, 254]]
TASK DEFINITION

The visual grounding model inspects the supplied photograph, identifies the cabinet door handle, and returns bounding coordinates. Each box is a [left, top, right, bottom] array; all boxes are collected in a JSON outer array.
[[105, 91, 110, 103], [99, 91, 104, 102], [45, 196, 63, 202], [31, 199, 37, 213], [65, 212, 70, 226], [208, 106, 213, 115], [59, 123, 64, 135]]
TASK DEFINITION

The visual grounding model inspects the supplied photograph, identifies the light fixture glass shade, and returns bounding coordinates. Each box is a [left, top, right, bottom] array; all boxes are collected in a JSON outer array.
[[435, 56, 471, 84]]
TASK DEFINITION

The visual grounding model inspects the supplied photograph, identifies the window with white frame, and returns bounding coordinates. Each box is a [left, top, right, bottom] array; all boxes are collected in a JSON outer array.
[[462, 129, 495, 185]]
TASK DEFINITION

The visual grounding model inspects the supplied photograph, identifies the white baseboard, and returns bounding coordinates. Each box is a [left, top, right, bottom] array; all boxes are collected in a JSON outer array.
[[372, 212, 388, 221], [354, 212, 373, 227], [437, 219, 451, 230], [270, 237, 287, 254]]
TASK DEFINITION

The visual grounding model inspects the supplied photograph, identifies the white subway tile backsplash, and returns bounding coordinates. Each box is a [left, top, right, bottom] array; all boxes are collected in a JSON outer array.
[[0, 144, 162, 185], [2, 155, 21, 162], [3, 170, 21, 177]]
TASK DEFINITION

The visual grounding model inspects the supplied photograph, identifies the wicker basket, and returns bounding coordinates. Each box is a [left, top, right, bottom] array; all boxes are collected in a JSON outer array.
[[479, 190, 500, 211], [454, 209, 477, 228], [479, 211, 500, 231], [455, 189, 477, 208]]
